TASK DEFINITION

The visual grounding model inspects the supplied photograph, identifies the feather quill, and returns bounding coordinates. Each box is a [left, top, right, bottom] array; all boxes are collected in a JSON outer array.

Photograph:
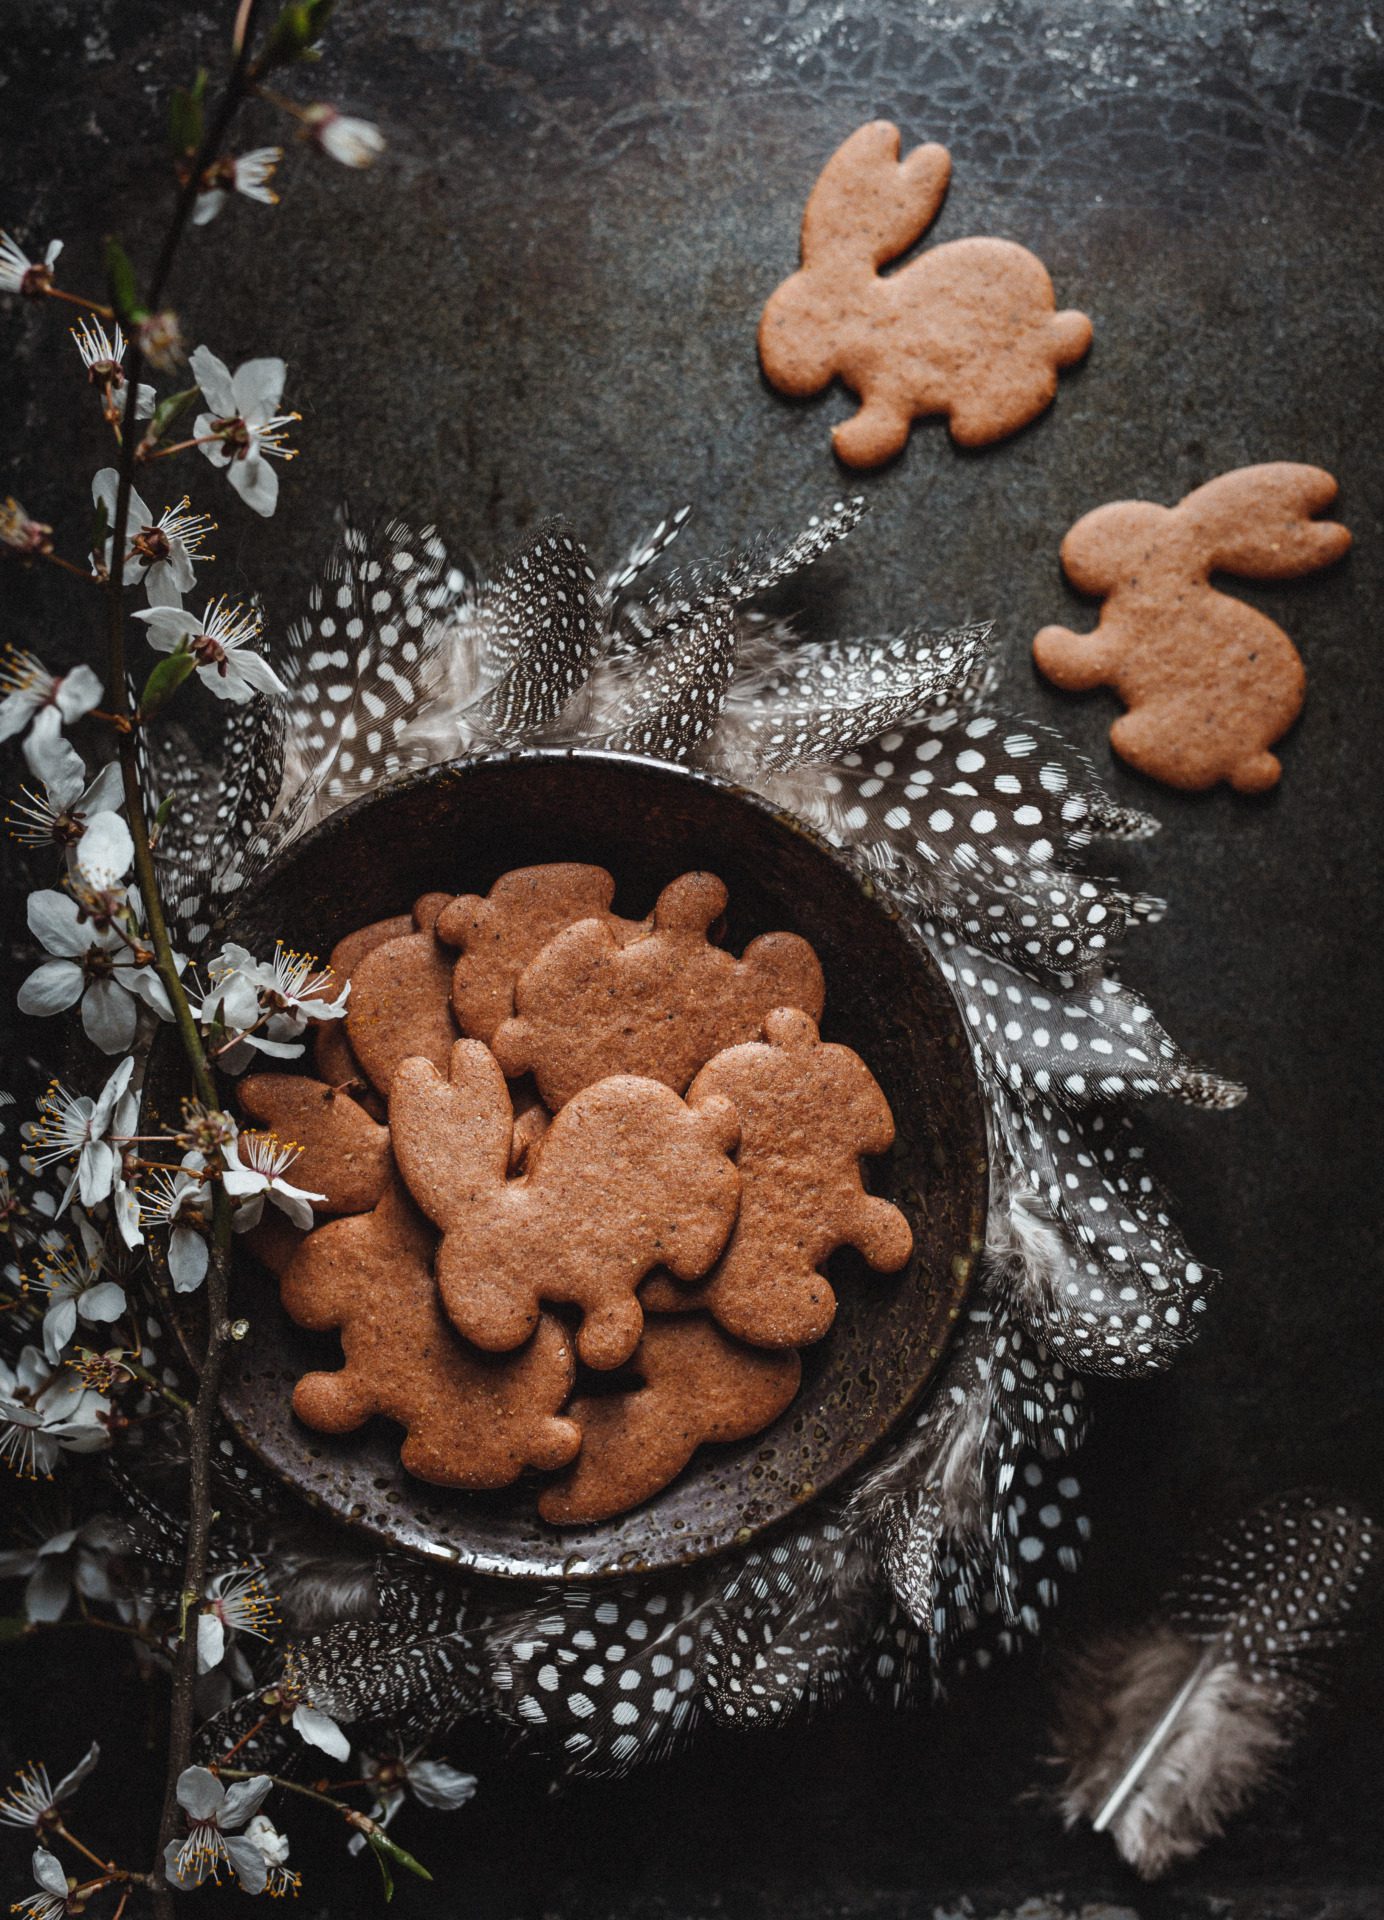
[[1051, 1491, 1378, 1877]]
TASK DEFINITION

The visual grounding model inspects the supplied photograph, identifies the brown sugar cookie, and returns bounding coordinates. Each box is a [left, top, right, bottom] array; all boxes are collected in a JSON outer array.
[[1033, 464, 1351, 793], [537, 1316, 802, 1524], [641, 1008, 913, 1346], [239, 1074, 392, 1215], [281, 1180, 583, 1490], [491, 872, 825, 1110], [435, 863, 649, 1045], [758, 121, 1091, 468], [345, 912, 458, 1097], [314, 896, 442, 1104], [389, 1039, 741, 1370]]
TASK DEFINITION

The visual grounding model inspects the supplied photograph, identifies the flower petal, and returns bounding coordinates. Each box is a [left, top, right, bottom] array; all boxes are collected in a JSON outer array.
[[75, 811, 134, 888], [169, 1225, 210, 1292], [41, 1297, 78, 1363], [26, 889, 86, 957], [52, 1742, 100, 1802], [77, 1140, 117, 1209], [292, 1704, 350, 1761], [18, 959, 84, 1018], [220, 1774, 273, 1827], [22, 708, 85, 801], [232, 356, 286, 422], [175, 1764, 225, 1820], [407, 1758, 478, 1810], [79, 1281, 126, 1323], [81, 978, 138, 1054], [55, 665, 103, 724], [24, 1556, 73, 1624], [197, 1611, 226, 1673], [228, 451, 279, 518], [226, 1834, 269, 1894], [189, 344, 237, 416], [32, 1847, 68, 1896]]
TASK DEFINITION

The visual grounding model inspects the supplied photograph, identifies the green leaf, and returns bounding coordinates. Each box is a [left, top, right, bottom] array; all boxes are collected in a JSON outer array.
[[168, 83, 204, 155], [153, 793, 176, 835], [104, 237, 146, 328], [0, 1617, 32, 1643], [144, 385, 200, 446], [263, 0, 335, 67], [139, 648, 198, 721], [368, 1830, 432, 1885], [365, 1833, 394, 1902]]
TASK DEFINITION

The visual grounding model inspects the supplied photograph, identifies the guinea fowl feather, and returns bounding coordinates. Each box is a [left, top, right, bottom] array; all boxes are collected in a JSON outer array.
[[1051, 1492, 1378, 1877]]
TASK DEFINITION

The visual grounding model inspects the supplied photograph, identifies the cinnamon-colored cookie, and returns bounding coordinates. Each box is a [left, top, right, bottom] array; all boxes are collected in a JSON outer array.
[[435, 864, 648, 1045], [239, 1074, 391, 1215], [345, 910, 458, 1096], [642, 1008, 913, 1345], [537, 1316, 802, 1524], [759, 121, 1091, 467], [313, 897, 443, 1104], [389, 1039, 741, 1370], [491, 872, 824, 1109], [1033, 464, 1351, 792], [281, 1181, 583, 1490]]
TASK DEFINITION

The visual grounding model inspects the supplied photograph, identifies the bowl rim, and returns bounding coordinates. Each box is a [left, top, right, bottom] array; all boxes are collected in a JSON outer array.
[[147, 746, 990, 1577]]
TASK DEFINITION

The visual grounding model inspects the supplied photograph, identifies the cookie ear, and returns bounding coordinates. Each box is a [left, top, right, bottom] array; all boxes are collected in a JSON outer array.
[[652, 871, 727, 936], [389, 1040, 513, 1229], [1060, 501, 1169, 595], [1182, 465, 1352, 579], [801, 121, 950, 271]]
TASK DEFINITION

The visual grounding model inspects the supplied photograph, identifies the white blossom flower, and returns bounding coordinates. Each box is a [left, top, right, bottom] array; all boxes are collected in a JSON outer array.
[[70, 318, 154, 419], [0, 1346, 109, 1478], [348, 1748, 476, 1849], [131, 596, 286, 704], [20, 888, 172, 1054], [8, 723, 130, 886], [137, 1149, 209, 1290], [222, 1132, 324, 1231], [189, 346, 299, 518], [163, 1768, 273, 1894], [0, 1514, 123, 1624], [91, 469, 213, 607], [0, 497, 53, 555], [0, 233, 62, 296], [302, 105, 385, 167], [0, 1744, 99, 1828], [243, 1814, 300, 1897], [193, 148, 284, 226], [26, 1061, 133, 1214], [14, 1847, 71, 1920], [37, 1224, 127, 1363], [0, 649, 102, 748], [197, 1564, 279, 1672], [108, 1082, 143, 1253], [197, 941, 347, 1068]]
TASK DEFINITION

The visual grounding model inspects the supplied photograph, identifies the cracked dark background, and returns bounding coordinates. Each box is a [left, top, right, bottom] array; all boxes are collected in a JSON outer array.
[[2, 1, 1383, 1915]]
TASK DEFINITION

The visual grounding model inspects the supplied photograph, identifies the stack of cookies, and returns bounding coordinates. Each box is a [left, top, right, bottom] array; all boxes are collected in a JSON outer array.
[[242, 865, 913, 1524]]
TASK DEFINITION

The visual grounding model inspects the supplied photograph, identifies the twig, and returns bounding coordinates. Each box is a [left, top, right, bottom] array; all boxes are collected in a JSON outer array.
[[86, 2, 269, 1908]]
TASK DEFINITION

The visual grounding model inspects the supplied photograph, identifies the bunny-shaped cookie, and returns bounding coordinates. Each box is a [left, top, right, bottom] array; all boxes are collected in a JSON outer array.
[[281, 1180, 583, 1490], [491, 871, 824, 1110], [759, 121, 1091, 467], [1033, 464, 1351, 792], [390, 1039, 741, 1369]]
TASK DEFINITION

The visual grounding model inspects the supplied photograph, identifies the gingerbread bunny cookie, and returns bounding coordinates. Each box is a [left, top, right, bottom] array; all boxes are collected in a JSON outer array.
[[537, 1316, 802, 1524], [1033, 464, 1351, 792], [315, 895, 443, 1105], [435, 863, 648, 1044], [491, 872, 825, 1109], [759, 121, 1091, 467], [239, 1074, 392, 1216], [390, 1039, 741, 1369], [344, 894, 458, 1095], [642, 1008, 913, 1345], [280, 1181, 583, 1490]]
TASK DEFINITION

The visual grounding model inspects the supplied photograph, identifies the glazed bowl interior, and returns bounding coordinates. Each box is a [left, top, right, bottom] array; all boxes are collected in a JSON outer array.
[[146, 750, 987, 1579]]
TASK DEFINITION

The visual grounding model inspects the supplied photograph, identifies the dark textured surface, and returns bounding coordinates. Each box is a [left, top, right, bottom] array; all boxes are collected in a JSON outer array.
[[146, 752, 986, 1576], [3, 0, 1383, 1914]]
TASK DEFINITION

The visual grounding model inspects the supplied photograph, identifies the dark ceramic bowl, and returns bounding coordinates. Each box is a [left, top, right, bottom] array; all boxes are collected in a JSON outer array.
[[146, 751, 987, 1579]]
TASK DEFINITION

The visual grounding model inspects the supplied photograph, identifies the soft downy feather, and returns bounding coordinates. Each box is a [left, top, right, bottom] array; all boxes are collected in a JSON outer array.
[[1049, 1491, 1379, 1877]]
